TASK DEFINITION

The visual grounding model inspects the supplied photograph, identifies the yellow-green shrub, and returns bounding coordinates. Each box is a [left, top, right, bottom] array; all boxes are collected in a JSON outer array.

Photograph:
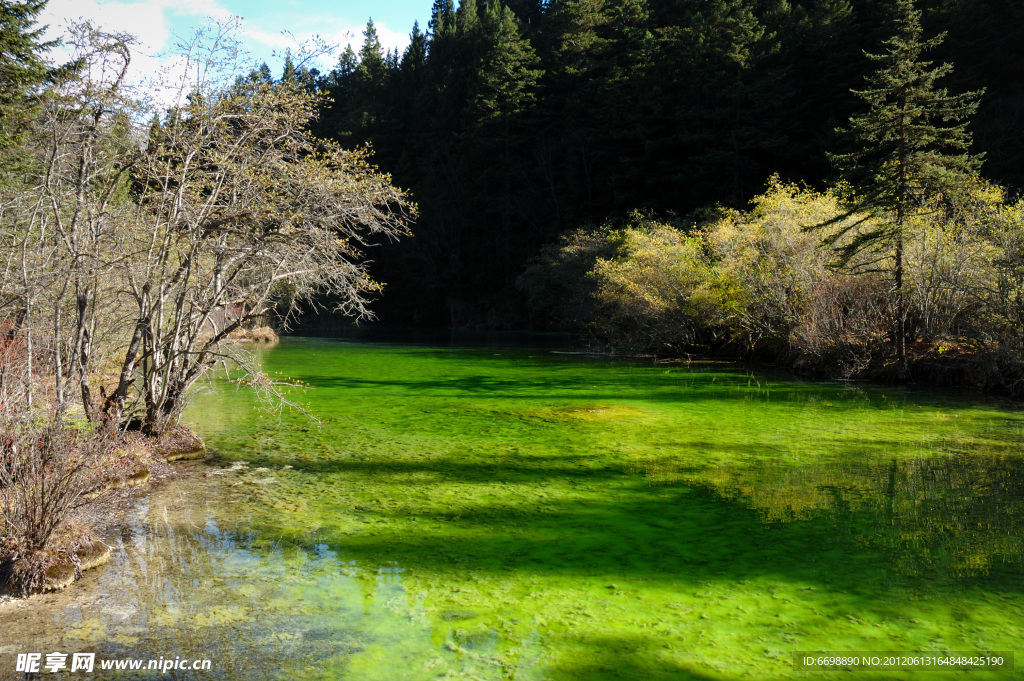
[[589, 217, 741, 351], [521, 176, 1024, 385]]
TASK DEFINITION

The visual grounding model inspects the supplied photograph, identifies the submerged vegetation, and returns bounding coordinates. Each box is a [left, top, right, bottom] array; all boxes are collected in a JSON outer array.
[[8, 339, 1019, 680], [2, 2, 1024, 679]]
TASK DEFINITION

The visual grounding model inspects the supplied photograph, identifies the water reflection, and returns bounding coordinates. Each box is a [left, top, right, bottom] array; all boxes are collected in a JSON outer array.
[[4, 338, 1024, 680], [0, 466, 548, 681], [630, 452, 1024, 583]]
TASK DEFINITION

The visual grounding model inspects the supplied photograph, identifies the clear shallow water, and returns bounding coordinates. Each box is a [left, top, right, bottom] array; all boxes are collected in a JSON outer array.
[[3, 337, 1024, 680]]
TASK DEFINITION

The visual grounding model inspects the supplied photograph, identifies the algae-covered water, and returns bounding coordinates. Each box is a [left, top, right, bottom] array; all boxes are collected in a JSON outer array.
[[4, 336, 1024, 680]]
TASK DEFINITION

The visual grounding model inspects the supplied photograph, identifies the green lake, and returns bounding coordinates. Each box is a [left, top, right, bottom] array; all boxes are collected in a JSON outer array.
[[3, 336, 1024, 679]]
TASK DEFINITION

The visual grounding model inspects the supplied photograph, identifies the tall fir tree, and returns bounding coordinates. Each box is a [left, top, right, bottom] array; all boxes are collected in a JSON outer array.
[[464, 1, 544, 300], [670, 0, 789, 207], [926, 0, 1024, 188], [535, 0, 610, 222], [348, 20, 389, 143], [301, 0, 1024, 327], [598, 0, 656, 209], [145, 113, 162, 154], [826, 0, 982, 378], [358, 19, 385, 79], [428, 0, 456, 40], [313, 46, 358, 142], [0, 0, 55, 159], [778, 0, 859, 183], [281, 50, 298, 82], [401, 21, 427, 81], [470, 2, 542, 126], [541, 0, 608, 77]]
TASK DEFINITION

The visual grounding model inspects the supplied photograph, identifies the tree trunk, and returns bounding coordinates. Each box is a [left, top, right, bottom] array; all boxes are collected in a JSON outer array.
[[894, 231, 910, 381], [76, 288, 94, 420], [142, 395, 180, 437]]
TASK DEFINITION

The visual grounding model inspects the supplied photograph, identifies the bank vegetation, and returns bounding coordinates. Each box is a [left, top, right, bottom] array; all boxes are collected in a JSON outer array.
[[519, 1, 1023, 393], [0, 12, 411, 593], [520, 179, 1024, 392]]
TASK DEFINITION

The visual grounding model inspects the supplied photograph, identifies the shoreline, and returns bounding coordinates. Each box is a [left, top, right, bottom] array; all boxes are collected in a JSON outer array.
[[0, 427, 207, 602], [545, 337, 1023, 399], [288, 325, 1020, 397], [0, 459, 223, 657]]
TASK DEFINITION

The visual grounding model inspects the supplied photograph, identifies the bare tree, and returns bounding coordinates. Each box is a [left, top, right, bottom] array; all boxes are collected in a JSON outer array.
[[98, 21, 413, 433], [4, 20, 412, 434], [1, 22, 140, 418], [0, 19, 412, 591]]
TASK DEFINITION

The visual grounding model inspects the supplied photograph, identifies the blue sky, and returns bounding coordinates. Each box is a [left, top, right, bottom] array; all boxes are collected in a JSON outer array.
[[40, 0, 430, 82]]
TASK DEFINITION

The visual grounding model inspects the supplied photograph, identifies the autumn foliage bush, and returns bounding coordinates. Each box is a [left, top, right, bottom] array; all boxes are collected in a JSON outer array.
[[521, 178, 1024, 389]]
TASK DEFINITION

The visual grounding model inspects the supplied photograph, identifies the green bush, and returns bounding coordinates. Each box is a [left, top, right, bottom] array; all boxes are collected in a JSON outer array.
[[587, 215, 738, 352], [520, 177, 1024, 387]]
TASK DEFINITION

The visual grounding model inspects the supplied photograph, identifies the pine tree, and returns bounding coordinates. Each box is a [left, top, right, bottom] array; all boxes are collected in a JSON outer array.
[[470, 2, 542, 126], [534, 0, 610, 222], [503, 0, 543, 31], [455, 0, 480, 36], [465, 1, 544, 293], [600, 0, 656, 208], [779, 0, 859, 183], [927, 0, 1024, 187], [541, 0, 608, 76], [358, 19, 384, 76], [668, 0, 789, 207], [826, 0, 982, 379], [0, 0, 55, 156], [428, 0, 455, 40], [336, 45, 359, 80], [281, 50, 298, 82], [146, 113, 162, 153], [400, 22, 427, 87], [349, 19, 390, 142]]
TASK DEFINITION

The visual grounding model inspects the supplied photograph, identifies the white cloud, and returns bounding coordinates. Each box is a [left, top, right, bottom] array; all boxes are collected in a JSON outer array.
[[240, 18, 411, 73], [41, 0, 233, 56], [41, 0, 167, 52], [38, 0, 235, 109], [39, 0, 412, 89]]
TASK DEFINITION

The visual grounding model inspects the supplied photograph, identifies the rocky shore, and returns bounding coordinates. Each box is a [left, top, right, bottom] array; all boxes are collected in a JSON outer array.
[[1, 426, 208, 599]]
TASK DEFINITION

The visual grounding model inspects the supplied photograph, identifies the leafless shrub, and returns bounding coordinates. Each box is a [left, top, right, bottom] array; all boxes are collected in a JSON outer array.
[[0, 415, 116, 594], [789, 276, 891, 379], [904, 214, 994, 340]]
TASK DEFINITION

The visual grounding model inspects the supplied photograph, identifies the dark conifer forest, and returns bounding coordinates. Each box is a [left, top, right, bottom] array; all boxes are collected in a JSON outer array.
[[279, 0, 1024, 328]]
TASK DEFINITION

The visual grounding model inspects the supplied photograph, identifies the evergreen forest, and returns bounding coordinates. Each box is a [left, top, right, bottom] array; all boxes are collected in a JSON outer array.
[[286, 0, 1024, 338]]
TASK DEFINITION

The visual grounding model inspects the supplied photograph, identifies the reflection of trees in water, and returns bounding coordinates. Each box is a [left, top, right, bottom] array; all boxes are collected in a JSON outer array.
[[877, 454, 1024, 581], [635, 453, 1024, 582], [82, 480, 515, 681], [86, 485, 364, 679]]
